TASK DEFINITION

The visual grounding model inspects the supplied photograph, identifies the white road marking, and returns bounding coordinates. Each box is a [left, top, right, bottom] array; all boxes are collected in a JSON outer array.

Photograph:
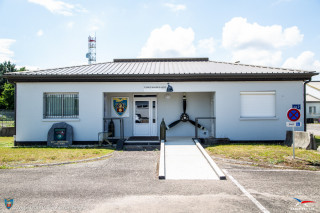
[[225, 169, 320, 173], [223, 169, 270, 213]]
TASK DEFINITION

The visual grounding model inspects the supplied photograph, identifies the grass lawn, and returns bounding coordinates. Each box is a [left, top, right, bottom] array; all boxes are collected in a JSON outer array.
[[0, 137, 14, 147], [206, 144, 320, 170], [0, 137, 114, 169], [314, 135, 320, 148]]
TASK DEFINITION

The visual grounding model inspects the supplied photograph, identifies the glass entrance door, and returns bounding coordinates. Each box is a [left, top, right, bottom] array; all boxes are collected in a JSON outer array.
[[133, 97, 157, 136]]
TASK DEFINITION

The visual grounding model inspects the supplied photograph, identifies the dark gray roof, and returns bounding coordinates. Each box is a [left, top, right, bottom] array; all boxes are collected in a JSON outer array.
[[4, 58, 318, 82]]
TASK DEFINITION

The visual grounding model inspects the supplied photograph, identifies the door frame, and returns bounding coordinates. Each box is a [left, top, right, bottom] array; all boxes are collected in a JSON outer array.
[[133, 96, 157, 136]]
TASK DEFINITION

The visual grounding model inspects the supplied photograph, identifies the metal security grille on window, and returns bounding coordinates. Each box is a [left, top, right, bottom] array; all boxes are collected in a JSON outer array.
[[44, 93, 79, 119]]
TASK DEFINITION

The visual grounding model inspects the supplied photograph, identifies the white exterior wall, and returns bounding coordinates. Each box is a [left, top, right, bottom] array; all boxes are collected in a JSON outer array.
[[306, 102, 320, 119], [16, 81, 304, 142], [306, 84, 320, 120]]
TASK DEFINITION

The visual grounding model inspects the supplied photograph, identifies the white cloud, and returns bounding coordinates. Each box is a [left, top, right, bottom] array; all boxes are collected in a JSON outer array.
[[164, 3, 186, 12], [139, 25, 196, 58], [282, 51, 320, 71], [36, 29, 44, 36], [28, 0, 87, 16], [223, 17, 303, 49], [233, 49, 282, 66], [222, 17, 303, 66], [197, 37, 215, 54], [88, 17, 104, 32], [0, 39, 16, 63], [67, 21, 74, 29], [142, 3, 149, 9]]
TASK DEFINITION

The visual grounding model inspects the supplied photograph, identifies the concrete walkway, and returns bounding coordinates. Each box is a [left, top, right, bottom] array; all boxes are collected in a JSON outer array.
[[165, 137, 219, 180]]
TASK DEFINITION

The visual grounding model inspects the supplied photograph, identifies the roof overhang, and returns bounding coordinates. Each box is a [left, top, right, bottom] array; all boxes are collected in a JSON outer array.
[[5, 73, 315, 83]]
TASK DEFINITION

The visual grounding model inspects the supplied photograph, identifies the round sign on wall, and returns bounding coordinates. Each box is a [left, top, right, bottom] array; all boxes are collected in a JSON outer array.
[[287, 108, 300, 121]]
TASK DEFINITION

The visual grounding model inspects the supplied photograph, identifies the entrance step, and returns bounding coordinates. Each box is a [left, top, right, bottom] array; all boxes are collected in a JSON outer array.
[[124, 145, 160, 151], [125, 136, 160, 145]]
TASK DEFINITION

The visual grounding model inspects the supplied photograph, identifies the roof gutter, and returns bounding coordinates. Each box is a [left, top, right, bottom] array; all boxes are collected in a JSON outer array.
[[4, 73, 316, 83]]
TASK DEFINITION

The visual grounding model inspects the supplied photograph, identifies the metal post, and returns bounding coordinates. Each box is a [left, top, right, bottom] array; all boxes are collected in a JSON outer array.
[[119, 119, 122, 139], [292, 127, 295, 159], [214, 118, 216, 138], [195, 118, 198, 139], [120, 118, 124, 139]]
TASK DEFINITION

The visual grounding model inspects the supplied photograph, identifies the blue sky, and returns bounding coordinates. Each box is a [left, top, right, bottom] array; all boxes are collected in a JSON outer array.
[[0, 0, 319, 79]]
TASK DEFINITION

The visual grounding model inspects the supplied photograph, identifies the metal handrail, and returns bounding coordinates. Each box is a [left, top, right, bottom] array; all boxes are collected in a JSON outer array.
[[103, 117, 124, 139], [195, 117, 216, 139]]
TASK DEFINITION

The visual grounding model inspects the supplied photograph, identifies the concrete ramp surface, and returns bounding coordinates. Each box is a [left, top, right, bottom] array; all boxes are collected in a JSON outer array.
[[164, 137, 219, 180]]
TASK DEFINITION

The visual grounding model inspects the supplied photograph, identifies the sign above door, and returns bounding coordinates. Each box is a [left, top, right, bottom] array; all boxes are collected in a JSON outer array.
[[143, 85, 167, 92]]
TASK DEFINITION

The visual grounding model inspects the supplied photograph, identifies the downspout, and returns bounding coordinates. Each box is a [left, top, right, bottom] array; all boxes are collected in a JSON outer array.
[[14, 83, 17, 146], [304, 80, 311, 131]]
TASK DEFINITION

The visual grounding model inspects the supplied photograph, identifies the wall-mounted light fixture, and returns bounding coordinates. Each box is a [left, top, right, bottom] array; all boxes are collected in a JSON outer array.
[[165, 94, 171, 99], [166, 83, 173, 92]]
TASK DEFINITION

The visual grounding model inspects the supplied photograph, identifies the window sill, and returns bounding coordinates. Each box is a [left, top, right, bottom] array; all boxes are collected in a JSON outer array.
[[240, 117, 278, 121], [42, 118, 80, 122]]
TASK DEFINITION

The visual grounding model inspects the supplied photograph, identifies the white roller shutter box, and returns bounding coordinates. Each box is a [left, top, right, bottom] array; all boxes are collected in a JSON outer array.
[[240, 91, 276, 118]]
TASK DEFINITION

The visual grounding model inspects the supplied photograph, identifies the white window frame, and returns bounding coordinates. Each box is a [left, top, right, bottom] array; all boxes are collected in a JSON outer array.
[[309, 106, 316, 115], [240, 91, 276, 119]]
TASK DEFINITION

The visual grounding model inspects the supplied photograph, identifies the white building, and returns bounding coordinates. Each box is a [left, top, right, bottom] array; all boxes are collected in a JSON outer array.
[[5, 58, 317, 145], [306, 82, 320, 122]]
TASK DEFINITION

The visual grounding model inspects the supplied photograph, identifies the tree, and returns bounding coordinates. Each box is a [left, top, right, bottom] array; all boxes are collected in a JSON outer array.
[[0, 61, 27, 109], [0, 61, 17, 110], [0, 83, 14, 110], [0, 61, 16, 94]]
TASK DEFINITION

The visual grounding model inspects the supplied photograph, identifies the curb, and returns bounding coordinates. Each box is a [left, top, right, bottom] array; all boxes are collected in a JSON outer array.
[[8, 152, 114, 169], [194, 139, 226, 180], [158, 140, 165, 179]]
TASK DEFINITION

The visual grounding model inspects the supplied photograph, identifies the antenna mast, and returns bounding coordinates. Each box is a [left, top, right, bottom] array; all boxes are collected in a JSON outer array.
[[86, 35, 96, 65]]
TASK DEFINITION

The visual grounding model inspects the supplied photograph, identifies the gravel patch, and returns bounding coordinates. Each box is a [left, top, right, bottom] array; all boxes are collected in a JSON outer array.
[[307, 124, 320, 136]]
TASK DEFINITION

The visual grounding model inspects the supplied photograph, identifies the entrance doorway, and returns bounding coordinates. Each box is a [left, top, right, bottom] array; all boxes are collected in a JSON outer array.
[[133, 97, 157, 136]]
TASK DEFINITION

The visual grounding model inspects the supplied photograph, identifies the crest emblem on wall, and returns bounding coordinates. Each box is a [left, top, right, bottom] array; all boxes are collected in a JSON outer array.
[[113, 98, 128, 116], [4, 199, 14, 209]]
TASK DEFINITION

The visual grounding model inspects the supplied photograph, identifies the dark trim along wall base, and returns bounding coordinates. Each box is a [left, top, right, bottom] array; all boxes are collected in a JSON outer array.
[[15, 140, 285, 146], [15, 141, 47, 146], [15, 141, 99, 146], [229, 140, 284, 144]]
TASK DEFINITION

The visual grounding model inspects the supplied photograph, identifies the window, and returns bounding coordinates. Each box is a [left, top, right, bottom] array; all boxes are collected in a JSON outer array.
[[43, 93, 79, 119], [240, 91, 276, 118], [309, 106, 316, 114]]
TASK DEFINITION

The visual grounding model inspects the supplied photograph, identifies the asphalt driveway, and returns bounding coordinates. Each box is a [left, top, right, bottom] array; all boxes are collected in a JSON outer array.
[[0, 150, 319, 213]]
